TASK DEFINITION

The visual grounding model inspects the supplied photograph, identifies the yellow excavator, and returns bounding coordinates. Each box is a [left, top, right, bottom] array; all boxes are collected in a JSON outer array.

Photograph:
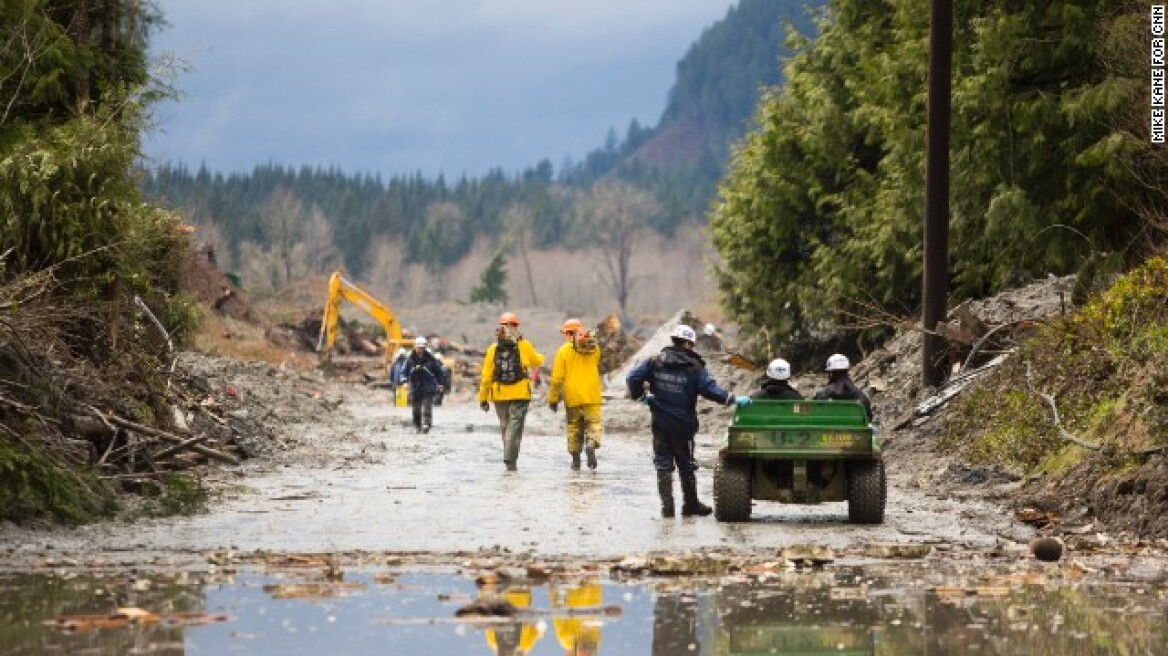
[[316, 272, 408, 377]]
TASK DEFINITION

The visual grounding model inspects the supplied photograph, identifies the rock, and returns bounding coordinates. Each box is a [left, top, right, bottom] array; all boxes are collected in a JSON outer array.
[[646, 554, 732, 575], [780, 544, 836, 566], [1029, 537, 1064, 562], [455, 599, 519, 618], [863, 543, 932, 559]]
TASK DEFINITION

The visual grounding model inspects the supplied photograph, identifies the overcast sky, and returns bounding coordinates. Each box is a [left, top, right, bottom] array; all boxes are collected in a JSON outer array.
[[144, 1, 735, 180]]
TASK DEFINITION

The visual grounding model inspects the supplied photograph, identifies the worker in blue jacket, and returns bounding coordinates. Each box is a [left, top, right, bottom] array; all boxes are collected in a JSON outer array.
[[405, 336, 446, 433], [627, 324, 751, 518]]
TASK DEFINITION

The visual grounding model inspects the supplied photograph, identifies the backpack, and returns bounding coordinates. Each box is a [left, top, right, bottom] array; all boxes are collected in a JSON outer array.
[[492, 339, 526, 385], [573, 329, 598, 354]]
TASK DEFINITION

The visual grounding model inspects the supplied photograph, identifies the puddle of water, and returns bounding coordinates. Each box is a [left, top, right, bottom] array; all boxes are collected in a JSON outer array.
[[2, 564, 1165, 655]]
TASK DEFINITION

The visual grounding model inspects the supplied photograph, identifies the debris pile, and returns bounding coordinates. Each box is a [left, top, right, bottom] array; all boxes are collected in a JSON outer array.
[[849, 275, 1076, 431], [594, 314, 643, 375], [604, 309, 756, 396]]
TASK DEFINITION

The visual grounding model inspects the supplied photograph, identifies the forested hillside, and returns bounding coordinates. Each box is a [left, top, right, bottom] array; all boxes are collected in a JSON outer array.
[[711, 0, 1168, 355], [138, 0, 817, 305], [1, 1, 198, 520]]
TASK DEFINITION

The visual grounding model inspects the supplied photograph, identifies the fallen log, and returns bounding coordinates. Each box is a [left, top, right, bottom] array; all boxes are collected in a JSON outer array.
[[97, 411, 239, 465], [894, 354, 1009, 430], [154, 434, 210, 461]]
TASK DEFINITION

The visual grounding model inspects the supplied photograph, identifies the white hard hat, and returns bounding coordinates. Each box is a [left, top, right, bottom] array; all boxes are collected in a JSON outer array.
[[766, 358, 792, 380], [414, 336, 428, 347], [825, 353, 850, 371], [703, 323, 717, 336], [671, 324, 697, 343]]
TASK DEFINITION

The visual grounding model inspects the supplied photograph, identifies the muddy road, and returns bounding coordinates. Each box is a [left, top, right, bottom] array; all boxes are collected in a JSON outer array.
[[2, 383, 1031, 565]]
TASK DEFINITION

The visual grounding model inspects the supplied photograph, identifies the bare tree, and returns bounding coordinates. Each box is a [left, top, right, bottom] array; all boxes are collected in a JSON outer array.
[[260, 187, 305, 286], [301, 204, 341, 275], [501, 203, 539, 306], [578, 181, 660, 316], [237, 240, 280, 291]]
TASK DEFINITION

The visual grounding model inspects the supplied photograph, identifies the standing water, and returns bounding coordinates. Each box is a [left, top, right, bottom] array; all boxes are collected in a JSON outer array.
[[3, 562, 1166, 655]]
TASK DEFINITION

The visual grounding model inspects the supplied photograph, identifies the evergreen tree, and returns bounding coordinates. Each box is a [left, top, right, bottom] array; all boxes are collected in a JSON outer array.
[[470, 249, 509, 305], [710, 0, 1161, 357]]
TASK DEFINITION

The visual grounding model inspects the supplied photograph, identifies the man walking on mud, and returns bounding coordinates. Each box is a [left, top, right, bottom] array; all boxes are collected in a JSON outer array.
[[548, 318, 603, 470], [405, 336, 445, 433], [627, 324, 751, 517], [478, 312, 545, 471]]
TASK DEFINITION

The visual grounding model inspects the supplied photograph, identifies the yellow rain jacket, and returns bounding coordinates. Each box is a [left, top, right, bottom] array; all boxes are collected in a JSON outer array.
[[548, 340, 602, 408], [478, 338, 545, 403]]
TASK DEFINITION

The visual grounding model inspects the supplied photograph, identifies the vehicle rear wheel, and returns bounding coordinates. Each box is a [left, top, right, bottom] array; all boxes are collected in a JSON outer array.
[[714, 459, 751, 522], [847, 460, 886, 524]]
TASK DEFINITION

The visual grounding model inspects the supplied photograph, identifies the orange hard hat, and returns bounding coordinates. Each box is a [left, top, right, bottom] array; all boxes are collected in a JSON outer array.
[[561, 318, 584, 335], [499, 312, 520, 326]]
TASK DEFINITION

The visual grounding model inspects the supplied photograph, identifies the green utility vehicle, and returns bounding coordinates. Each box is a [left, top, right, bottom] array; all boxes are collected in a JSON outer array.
[[712, 400, 885, 523]]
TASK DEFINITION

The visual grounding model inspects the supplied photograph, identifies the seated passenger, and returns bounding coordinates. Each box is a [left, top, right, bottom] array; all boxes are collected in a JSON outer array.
[[812, 353, 873, 420], [752, 358, 803, 400]]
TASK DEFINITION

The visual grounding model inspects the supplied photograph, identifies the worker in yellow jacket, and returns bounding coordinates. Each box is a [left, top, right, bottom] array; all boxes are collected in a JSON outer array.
[[478, 312, 545, 471], [547, 318, 603, 470]]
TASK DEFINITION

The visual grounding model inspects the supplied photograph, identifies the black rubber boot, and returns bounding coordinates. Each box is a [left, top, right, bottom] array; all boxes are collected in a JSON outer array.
[[680, 472, 712, 516], [585, 442, 598, 470], [657, 471, 675, 518], [571, 453, 581, 470]]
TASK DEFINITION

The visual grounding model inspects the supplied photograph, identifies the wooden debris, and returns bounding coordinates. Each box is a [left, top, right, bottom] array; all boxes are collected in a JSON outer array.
[[262, 582, 365, 600], [100, 411, 240, 465], [45, 608, 230, 631], [894, 354, 1008, 430]]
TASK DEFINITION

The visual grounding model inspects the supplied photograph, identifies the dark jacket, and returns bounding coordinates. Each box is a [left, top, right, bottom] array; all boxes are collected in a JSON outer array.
[[406, 349, 445, 397], [626, 345, 732, 432], [753, 378, 803, 400], [813, 372, 873, 420]]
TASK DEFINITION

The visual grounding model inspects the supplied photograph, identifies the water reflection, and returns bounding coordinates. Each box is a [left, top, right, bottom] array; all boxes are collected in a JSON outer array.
[[0, 572, 204, 655], [1, 563, 1166, 654], [479, 585, 545, 656], [551, 578, 603, 655], [652, 587, 700, 655]]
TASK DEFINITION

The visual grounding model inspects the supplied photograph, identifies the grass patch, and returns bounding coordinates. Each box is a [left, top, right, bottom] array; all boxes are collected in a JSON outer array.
[[154, 473, 207, 515], [0, 438, 116, 524], [944, 258, 1168, 476]]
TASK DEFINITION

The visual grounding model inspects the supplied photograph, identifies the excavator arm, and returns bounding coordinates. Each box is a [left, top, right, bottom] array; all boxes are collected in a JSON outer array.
[[317, 272, 405, 371]]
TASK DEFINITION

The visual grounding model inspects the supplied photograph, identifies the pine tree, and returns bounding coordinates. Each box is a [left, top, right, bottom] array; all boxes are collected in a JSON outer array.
[[710, 0, 1159, 356], [470, 249, 509, 305]]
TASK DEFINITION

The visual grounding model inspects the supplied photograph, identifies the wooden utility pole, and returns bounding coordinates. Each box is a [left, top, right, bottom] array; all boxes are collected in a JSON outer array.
[[923, 0, 953, 387]]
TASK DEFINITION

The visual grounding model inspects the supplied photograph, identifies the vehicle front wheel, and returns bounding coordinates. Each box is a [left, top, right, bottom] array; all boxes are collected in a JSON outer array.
[[713, 459, 752, 522]]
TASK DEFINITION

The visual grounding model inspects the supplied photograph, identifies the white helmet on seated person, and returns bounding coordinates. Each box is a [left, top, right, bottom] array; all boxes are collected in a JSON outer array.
[[765, 358, 792, 380], [825, 353, 850, 371], [670, 324, 697, 344], [414, 336, 428, 348], [703, 323, 717, 336]]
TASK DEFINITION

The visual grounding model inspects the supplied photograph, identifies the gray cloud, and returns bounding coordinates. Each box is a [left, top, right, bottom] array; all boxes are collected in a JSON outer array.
[[144, 1, 733, 178]]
